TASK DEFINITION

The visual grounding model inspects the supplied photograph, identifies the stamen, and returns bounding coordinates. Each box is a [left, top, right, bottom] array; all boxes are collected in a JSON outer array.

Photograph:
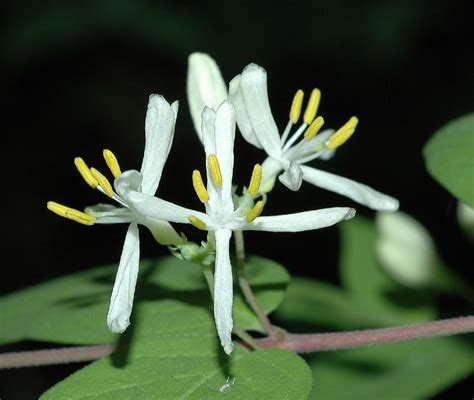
[[188, 215, 207, 230], [207, 154, 222, 188], [247, 164, 262, 197], [103, 149, 122, 178], [47, 201, 96, 226], [327, 116, 358, 149], [303, 88, 321, 125], [245, 200, 264, 223], [90, 168, 114, 197], [304, 116, 325, 141], [74, 157, 98, 189], [192, 170, 209, 203], [289, 89, 304, 124]]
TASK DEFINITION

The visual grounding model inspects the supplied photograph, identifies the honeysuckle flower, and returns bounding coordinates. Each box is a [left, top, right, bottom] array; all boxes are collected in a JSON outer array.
[[47, 95, 183, 333], [187, 53, 399, 211], [128, 101, 356, 354]]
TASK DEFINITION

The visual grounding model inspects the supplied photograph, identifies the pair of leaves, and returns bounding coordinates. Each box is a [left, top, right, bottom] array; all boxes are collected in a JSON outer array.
[[276, 217, 473, 399], [423, 113, 474, 207], [1, 256, 313, 399]]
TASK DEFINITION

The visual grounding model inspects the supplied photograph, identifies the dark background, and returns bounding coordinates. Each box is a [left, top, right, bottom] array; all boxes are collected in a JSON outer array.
[[1, 0, 473, 397]]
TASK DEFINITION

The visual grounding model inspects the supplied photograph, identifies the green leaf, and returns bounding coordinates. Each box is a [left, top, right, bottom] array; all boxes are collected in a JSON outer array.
[[307, 337, 474, 400], [423, 113, 474, 207], [339, 218, 435, 324], [42, 301, 313, 400], [0, 255, 289, 345]]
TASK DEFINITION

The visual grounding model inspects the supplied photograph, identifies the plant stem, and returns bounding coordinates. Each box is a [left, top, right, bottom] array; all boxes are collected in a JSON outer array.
[[255, 315, 474, 352], [234, 230, 276, 336], [2, 316, 473, 368]]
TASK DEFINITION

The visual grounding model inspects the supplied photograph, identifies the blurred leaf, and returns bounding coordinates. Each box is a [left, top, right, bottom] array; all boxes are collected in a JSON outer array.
[[339, 217, 435, 323], [0, 255, 289, 345], [307, 337, 474, 400], [42, 300, 312, 399], [423, 113, 474, 207]]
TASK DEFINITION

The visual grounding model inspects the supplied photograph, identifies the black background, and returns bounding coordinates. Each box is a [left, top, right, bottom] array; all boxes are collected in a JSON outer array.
[[1, 0, 473, 397]]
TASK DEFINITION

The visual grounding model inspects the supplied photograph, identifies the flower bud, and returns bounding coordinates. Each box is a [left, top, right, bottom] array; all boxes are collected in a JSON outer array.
[[457, 202, 474, 241], [375, 211, 437, 288]]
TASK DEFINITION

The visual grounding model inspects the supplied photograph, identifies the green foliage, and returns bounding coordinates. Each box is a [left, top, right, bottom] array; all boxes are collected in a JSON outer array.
[[41, 301, 313, 399], [0, 256, 289, 345], [276, 217, 435, 330], [424, 113, 474, 207], [307, 337, 474, 400]]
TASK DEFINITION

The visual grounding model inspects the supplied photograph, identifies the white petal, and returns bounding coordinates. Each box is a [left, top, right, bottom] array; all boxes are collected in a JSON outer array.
[[127, 191, 211, 225], [144, 218, 184, 246], [278, 162, 303, 191], [85, 203, 133, 224], [239, 64, 282, 158], [114, 170, 143, 201], [215, 101, 236, 213], [228, 74, 263, 149], [201, 107, 219, 211], [260, 157, 283, 193], [245, 207, 356, 232], [141, 94, 177, 195], [213, 229, 234, 354], [300, 165, 400, 211], [187, 53, 228, 141], [107, 223, 140, 333]]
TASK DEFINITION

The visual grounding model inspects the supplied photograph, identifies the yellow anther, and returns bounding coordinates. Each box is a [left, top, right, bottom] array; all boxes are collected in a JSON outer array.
[[207, 154, 222, 188], [289, 89, 304, 124], [247, 164, 262, 197], [304, 116, 325, 141], [327, 116, 359, 149], [303, 88, 321, 125], [90, 168, 114, 197], [103, 149, 122, 178], [47, 201, 96, 226], [188, 215, 207, 230], [245, 200, 265, 223], [192, 170, 209, 203], [74, 157, 98, 189]]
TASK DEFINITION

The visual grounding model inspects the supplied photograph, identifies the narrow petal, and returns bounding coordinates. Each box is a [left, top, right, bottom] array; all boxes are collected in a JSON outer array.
[[300, 165, 400, 211], [215, 101, 236, 213], [201, 107, 219, 212], [85, 203, 133, 224], [245, 207, 356, 232], [127, 191, 211, 226], [239, 64, 282, 158], [278, 162, 303, 191], [141, 95, 177, 195], [228, 75, 263, 149], [107, 223, 140, 333], [213, 229, 234, 354], [187, 53, 228, 141]]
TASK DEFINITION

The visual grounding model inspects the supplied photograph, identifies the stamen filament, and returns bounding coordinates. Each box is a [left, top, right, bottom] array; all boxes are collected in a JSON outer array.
[[327, 116, 358, 149], [245, 200, 265, 223], [282, 123, 308, 152], [303, 88, 321, 125], [90, 168, 114, 197], [247, 164, 262, 197], [47, 201, 96, 226], [103, 149, 122, 178], [188, 215, 207, 230], [207, 154, 222, 188], [289, 89, 304, 124], [304, 116, 325, 141], [280, 119, 294, 145], [74, 157, 98, 189], [192, 170, 209, 203]]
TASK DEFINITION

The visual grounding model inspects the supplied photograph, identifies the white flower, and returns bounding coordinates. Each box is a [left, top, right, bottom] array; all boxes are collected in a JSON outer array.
[[187, 53, 399, 211], [376, 211, 437, 287], [128, 101, 356, 354], [47, 95, 183, 333]]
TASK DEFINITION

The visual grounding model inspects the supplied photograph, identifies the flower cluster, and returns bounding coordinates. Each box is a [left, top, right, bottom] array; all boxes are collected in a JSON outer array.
[[47, 53, 398, 354]]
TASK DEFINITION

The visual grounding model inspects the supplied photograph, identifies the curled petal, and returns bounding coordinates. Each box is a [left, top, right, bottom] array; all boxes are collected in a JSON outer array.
[[300, 165, 400, 211], [278, 162, 303, 191], [214, 229, 234, 354], [245, 208, 356, 232], [187, 53, 228, 141], [107, 223, 140, 333]]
